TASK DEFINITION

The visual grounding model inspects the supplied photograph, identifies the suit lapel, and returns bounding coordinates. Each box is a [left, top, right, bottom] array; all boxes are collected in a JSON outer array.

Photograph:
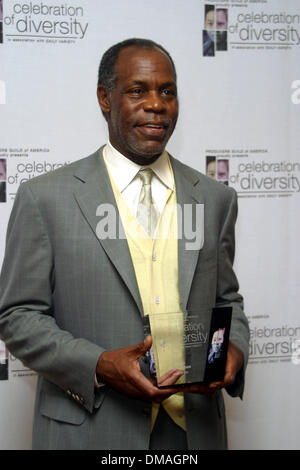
[[73, 148, 143, 316], [170, 156, 205, 311], [72, 148, 204, 316]]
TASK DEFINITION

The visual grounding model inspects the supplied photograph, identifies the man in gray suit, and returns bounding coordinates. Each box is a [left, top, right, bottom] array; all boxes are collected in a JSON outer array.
[[0, 38, 249, 450]]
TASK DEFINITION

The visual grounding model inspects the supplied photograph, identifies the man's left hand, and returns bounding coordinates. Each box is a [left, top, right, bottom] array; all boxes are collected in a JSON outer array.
[[179, 341, 244, 396]]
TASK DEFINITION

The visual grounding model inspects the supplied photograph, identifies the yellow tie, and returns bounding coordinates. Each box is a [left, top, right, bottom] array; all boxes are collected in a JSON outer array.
[[136, 168, 159, 237]]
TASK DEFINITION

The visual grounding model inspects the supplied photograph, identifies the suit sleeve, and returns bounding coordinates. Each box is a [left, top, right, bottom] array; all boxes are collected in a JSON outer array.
[[216, 187, 250, 398], [0, 183, 104, 413]]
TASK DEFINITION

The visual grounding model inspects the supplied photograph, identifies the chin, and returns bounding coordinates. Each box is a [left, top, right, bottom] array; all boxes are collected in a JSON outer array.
[[132, 141, 166, 158]]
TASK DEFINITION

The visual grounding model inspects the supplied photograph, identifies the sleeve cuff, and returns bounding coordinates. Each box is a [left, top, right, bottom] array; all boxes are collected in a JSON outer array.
[[94, 373, 106, 389]]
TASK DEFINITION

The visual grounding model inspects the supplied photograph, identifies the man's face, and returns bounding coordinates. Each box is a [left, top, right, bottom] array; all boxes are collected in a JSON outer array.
[[207, 160, 216, 179], [217, 160, 228, 180], [216, 9, 227, 30], [205, 10, 215, 29], [99, 46, 178, 165]]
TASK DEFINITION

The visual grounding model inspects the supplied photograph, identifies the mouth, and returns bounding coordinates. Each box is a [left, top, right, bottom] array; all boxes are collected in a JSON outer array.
[[135, 122, 168, 138]]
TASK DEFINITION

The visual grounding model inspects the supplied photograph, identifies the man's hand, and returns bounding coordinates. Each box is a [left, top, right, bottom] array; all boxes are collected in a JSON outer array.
[[96, 336, 184, 403], [178, 341, 244, 396]]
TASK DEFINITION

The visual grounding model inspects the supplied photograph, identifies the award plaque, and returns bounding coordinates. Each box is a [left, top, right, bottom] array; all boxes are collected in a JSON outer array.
[[143, 306, 232, 387]]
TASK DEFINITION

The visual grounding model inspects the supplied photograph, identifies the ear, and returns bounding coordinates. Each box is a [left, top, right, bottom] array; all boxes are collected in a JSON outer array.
[[97, 85, 111, 114]]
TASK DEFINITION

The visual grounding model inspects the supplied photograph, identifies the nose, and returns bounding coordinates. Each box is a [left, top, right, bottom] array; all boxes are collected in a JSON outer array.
[[143, 91, 165, 113]]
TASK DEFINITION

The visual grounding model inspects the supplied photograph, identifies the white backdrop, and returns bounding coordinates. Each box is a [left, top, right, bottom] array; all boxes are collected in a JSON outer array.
[[0, 0, 299, 450]]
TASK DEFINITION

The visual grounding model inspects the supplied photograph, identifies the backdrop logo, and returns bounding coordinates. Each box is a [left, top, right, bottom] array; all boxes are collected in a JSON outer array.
[[231, 11, 300, 49], [203, 2, 300, 55], [0, 146, 70, 202], [3, 1, 89, 44], [249, 323, 300, 365], [232, 160, 300, 195], [206, 149, 300, 199]]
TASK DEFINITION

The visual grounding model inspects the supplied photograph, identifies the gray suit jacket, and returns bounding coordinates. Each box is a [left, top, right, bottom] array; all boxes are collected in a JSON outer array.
[[0, 147, 249, 450]]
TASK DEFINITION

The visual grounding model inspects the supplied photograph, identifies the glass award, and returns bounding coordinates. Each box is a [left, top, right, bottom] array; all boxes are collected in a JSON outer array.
[[143, 306, 232, 387]]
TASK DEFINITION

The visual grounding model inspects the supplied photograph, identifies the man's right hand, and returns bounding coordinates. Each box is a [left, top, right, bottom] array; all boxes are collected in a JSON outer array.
[[96, 336, 184, 403]]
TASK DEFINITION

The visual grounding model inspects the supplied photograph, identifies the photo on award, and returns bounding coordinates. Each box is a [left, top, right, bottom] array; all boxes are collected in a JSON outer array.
[[143, 306, 232, 387], [203, 306, 232, 383]]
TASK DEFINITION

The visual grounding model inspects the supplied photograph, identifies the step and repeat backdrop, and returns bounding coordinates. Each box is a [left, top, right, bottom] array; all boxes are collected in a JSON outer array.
[[0, 0, 299, 450]]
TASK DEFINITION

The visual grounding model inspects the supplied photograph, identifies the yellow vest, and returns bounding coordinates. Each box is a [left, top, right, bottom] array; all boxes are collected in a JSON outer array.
[[103, 153, 186, 432]]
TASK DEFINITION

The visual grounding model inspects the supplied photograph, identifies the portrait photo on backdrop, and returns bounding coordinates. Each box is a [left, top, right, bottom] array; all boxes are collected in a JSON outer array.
[[0, 38, 249, 450], [0, 158, 7, 180], [216, 8, 228, 30], [0, 339, 8, 380], [0, 0, 3, 44]]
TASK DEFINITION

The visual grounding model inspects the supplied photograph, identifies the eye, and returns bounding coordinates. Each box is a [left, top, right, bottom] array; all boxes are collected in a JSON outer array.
[[127, 88, 143, 96], [161, 88, 177, 98]]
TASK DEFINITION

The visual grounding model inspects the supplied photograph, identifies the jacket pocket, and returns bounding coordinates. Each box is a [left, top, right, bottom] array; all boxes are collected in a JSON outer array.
[[40, 390, 87, 425], [40, 387, 106, 425]]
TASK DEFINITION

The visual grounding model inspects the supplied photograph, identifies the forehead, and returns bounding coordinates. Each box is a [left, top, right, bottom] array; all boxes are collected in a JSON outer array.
[[206, 10, 214, 19], [113, 46, 176, 84]]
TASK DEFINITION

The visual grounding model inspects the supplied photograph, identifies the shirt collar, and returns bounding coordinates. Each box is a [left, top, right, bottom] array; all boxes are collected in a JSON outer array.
[[104, 141, 174, 192]]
